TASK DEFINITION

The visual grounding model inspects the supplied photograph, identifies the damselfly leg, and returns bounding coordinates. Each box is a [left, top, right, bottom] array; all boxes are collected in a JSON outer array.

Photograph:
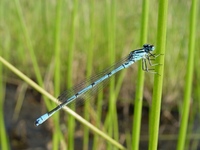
[[142, 53, 162, 75]]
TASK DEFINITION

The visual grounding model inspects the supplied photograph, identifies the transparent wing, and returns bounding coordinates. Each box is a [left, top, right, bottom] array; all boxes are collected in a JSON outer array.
[[57, 54, 130, 108]]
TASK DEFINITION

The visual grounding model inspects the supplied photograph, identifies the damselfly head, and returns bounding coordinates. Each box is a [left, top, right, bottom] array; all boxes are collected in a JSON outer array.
[[143, 44, 155, 52]]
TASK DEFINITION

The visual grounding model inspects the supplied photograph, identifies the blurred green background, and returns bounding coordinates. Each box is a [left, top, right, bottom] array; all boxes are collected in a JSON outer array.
[[0, 0, 200, 150]]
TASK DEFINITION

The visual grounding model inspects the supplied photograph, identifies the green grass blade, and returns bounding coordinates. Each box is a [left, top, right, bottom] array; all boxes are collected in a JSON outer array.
[[66, 0, 78, 149], [104, 1, 118, 149], [132, 0, 149, 149], [0, 3, 10, 148], [13, 0, 43, 86], [0, 57, 10, 150], [83, 1, 95, 149], [52, 0, 63, 149], [192, 37, 200, 150], [12, 83, 28, 121], [177, 0, 198, 149], [149, 0, 168, 149], [54, 0, 62, 109], [92, 65, 105, 150]]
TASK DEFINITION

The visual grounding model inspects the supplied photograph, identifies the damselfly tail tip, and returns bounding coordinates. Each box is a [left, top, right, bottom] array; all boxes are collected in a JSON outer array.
[[34, 120, 40, 126], [34, 113, 49, 127]]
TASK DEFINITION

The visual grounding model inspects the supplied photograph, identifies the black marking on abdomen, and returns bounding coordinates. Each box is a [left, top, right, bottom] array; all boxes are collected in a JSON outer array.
[[75, 93, 79, 98], [91, 82, 96, 87], [122, 64, 126, 68], [107, 72, 112, 76]]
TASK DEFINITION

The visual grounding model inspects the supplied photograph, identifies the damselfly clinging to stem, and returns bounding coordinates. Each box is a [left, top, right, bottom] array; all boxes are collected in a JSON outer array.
[[35, 44, 159, 126]]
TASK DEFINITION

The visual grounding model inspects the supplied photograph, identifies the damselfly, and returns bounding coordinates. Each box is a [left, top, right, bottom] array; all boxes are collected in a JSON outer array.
[[35, 44, 157, 126]]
